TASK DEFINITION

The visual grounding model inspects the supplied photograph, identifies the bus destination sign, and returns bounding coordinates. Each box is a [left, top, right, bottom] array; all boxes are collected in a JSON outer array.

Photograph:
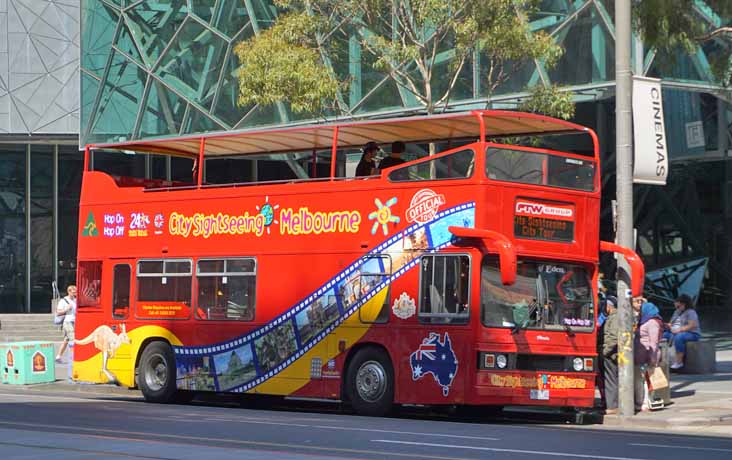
[[513, 199, 574, 242]]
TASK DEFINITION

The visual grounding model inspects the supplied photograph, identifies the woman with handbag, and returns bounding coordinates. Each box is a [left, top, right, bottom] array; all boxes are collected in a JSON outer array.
[[633, 298, 664, 412]]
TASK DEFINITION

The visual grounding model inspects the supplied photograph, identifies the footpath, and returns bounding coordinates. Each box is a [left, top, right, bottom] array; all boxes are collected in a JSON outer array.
[[601, 338, 732, 436]]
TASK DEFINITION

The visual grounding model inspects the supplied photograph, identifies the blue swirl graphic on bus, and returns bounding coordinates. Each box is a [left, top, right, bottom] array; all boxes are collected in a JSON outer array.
[[174, 202, 475, 392]]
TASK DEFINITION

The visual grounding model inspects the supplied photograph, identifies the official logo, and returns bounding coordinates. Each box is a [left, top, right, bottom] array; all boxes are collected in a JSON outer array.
[[6, 349, 14, 368], [410, 332, 458, 396], [406, 189, 446, 224]]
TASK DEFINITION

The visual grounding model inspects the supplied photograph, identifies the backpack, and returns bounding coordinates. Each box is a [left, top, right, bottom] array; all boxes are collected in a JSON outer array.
[[52, 282, 65, 325]]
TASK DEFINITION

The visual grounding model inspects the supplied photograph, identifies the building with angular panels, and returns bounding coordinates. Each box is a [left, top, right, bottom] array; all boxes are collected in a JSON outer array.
[[0, 0, 731, 312], [0, 0, 82, 312]]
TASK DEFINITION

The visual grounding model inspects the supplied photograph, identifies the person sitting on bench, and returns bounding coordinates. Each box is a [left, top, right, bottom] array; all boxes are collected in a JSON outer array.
[[663, 294, 702, 370]]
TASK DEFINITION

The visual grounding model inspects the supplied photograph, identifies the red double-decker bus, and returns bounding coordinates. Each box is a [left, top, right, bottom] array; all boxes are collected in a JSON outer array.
[[72, 111, 643, 416]]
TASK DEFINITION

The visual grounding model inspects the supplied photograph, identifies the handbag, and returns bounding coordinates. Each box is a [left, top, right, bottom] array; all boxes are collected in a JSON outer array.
[[647, 365, 669, 390]]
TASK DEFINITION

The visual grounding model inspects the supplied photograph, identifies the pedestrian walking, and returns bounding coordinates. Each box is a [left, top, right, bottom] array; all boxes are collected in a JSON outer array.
[[55, 285, 77, 363]]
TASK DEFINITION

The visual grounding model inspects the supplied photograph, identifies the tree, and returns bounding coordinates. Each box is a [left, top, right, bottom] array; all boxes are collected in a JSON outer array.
[[634, 0, 732, 86], [235, 0, 575, 119]]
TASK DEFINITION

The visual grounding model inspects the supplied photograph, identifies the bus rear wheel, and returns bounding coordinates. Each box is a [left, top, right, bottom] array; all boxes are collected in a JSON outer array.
[[347, 347, 394, 417], [139, 341, 177, 403]]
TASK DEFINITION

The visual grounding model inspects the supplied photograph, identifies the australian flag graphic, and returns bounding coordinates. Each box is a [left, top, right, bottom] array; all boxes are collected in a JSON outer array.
[[410, 332, 458, 396]]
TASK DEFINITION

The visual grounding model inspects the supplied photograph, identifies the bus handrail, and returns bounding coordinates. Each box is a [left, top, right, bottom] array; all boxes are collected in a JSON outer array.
[[599, 241, 645, 297], [448, 226, 516, 285]]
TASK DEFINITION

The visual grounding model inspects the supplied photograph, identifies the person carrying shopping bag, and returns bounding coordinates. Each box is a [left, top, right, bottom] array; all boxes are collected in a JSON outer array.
[[632, 298, 664, 412]]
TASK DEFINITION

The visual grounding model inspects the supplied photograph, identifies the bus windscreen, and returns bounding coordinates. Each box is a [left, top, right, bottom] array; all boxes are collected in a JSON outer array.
[[481, 257, 594, 332], [485, 146, 595, 192]]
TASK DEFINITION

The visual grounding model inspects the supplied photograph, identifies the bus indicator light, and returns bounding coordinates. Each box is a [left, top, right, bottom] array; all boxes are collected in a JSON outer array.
[[484, 354, 495, 368]]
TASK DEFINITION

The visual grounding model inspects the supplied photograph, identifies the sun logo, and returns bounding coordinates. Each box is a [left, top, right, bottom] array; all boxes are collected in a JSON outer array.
[[368, 197, 400, 235], [256, 196, 279, 235]]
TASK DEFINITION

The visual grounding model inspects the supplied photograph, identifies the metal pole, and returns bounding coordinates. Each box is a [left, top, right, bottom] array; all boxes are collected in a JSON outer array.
[[25, 144, 31, 313], [53, 145, 58, 289], [615, 0, 635, 418]]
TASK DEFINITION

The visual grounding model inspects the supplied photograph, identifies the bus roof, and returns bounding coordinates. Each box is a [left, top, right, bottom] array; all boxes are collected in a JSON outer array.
[[89, 110, 590, 158]]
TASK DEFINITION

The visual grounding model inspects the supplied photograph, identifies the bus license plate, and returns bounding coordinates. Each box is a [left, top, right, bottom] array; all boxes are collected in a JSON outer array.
[[530, 389, 550, 400]]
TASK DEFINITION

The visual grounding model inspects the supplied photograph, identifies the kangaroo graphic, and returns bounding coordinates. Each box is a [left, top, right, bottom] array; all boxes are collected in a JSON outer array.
[[75, 324, 131, 384]]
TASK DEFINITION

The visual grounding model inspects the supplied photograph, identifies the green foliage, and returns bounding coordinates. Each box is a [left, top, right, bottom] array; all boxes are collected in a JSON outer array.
[[236, 0, 573, 116], [518, 85, 575, 120], [634, 0, 732, 86], [234, 13, 340, 114]]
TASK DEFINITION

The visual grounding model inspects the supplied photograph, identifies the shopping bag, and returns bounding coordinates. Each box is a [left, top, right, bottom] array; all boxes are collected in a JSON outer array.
[[647, 366, 669, 390]]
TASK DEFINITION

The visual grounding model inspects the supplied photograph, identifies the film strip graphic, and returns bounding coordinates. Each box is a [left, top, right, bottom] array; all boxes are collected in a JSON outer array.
[[174, 202, 475, 392]]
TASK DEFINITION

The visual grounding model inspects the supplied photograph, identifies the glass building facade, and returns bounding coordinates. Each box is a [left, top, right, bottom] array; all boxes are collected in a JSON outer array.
[[2, 1, 731, 312], [1, 0, 81, 313]]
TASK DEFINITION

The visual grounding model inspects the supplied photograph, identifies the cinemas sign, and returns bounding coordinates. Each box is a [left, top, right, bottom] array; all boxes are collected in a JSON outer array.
[[514, 200, 575, 242]]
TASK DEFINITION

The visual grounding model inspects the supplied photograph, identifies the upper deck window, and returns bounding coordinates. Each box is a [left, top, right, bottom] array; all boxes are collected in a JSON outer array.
[[485, 146, 595, 192], [388, 149, 474, 182]]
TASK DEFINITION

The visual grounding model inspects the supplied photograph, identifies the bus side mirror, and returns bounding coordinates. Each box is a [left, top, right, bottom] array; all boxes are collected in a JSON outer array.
[[599, 241, 645, 297], [448, 226, 516, 286]]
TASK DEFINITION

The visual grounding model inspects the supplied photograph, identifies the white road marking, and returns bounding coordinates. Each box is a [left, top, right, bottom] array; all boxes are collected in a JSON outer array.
[[630, 442, 732, 453], [372, 440, 649, 460]]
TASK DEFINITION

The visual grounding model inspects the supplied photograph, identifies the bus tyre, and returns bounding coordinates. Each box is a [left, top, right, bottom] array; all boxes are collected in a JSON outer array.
[[347, 348, 394, 417], [139, 341, 177, 403]]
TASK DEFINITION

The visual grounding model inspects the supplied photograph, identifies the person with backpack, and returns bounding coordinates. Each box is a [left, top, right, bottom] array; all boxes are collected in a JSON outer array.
[[55, 285, 77, 363]]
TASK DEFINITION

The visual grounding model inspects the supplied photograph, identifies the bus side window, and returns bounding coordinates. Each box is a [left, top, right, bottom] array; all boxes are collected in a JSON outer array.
[[418, 255, 470, 325], [358, 254, 391, 324], [196, 258, 256, 321], [112, 264, 131, 319], [78, 261, 102, 309], [137, 259, 193, 319]]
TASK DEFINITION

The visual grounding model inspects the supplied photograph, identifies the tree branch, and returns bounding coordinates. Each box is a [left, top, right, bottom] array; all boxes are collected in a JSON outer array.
[[695, 27, 732, 43], [435, 54, 468, 109]]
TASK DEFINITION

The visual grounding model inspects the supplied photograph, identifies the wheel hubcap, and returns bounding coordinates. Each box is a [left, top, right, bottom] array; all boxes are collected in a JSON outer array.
[[356, 361, 386, 403], [144, 353, 167, 392]]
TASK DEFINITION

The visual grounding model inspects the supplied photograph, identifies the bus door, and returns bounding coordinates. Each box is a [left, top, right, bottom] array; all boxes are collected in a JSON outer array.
[[105, 260, 134, 381], [398, 252, 472, 405]]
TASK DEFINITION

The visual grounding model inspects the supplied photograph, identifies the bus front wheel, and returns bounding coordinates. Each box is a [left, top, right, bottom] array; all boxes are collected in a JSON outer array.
[[347, 347, 394, 417], [139, 341, 177, 403]]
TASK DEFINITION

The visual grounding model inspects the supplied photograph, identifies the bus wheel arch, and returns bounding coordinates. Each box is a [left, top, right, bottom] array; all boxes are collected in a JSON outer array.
[[136, 339, 177, 403], [343, 344, 394, 416]]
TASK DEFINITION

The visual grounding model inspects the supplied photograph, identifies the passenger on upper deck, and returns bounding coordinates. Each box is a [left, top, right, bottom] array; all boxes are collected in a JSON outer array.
[[378, 141, 407, 171], [355, 142, 379, 177]]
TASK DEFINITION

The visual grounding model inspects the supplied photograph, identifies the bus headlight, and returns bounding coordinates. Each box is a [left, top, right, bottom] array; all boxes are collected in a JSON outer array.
[[496, 354, 508, 369], [572, 357, 584, 372]]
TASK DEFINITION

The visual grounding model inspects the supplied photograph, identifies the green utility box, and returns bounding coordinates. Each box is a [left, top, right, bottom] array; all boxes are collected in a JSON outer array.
[[2, 342, 55, 385]]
